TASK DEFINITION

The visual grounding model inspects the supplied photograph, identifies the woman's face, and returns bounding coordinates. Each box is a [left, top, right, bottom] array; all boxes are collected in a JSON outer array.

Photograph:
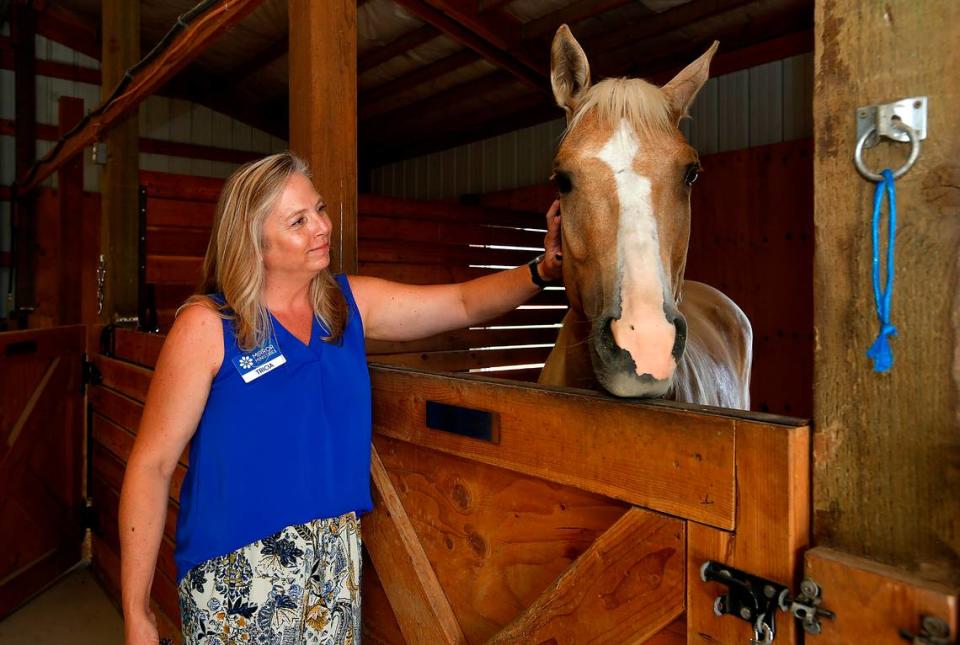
[[262, 172, 332, 279]]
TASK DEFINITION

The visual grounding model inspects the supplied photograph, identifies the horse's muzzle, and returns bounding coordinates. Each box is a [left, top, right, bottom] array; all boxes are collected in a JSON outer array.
[[592, 311, 687, 398]]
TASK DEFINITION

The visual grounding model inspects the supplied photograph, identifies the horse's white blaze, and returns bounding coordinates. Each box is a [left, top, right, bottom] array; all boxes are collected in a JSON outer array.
[[595, 119, 677, 381]]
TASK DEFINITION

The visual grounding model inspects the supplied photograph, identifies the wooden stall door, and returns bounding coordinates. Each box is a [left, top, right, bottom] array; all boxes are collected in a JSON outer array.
[[0, 326, 86, 618]]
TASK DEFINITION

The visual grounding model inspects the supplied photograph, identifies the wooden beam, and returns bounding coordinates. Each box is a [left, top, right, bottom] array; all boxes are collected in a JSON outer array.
[[392, 0, 546, 90], [15, 0, 268, 194], [57, 97, 85, 324], [812, 0, 960, 582], [289, 0, 358, 274], [488, 508, 685, 644], [358, 24, 437, 74], [12, 0, 37, 323], [99, 0, 140, 321], [364, 447, 467, 644]]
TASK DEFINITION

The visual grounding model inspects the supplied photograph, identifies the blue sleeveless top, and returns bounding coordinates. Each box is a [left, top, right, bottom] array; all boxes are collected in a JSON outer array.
[[174, 274, 372, 582]]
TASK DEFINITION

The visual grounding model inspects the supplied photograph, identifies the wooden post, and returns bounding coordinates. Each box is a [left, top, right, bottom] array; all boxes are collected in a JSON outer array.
[[58, 97, 85, 324], [288, 0, 358, 274], [100, 0, 140, 322], [11, 0, 36, 325], [813, 1, 960, 583]]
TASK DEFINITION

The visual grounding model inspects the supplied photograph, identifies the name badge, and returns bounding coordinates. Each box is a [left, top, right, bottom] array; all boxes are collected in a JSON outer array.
[[232, 337, 286, 383]]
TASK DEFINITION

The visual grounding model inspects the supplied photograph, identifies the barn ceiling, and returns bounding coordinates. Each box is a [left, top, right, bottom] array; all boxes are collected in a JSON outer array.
[[36, 0, 812, 168]]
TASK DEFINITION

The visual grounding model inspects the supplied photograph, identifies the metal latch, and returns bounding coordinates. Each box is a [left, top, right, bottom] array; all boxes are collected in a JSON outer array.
[[700, 561, 835, 643], [777, 577, 835, 636], [900, 616, 953, 645], [82, 354, 103, 388]]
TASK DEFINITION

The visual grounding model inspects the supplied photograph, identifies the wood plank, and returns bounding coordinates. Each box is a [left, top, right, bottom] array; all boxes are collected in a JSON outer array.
[[0, 325, 85, 358], [140, 171, 224, 202], [813, 0, 960, 583], [146, 255, 203, 285], [369, 365, 737, 528], [367, 326, 558, 355], [804, 547, 958, 644], [113, 328, 165, 368], [358, 262, 494, 284], [145, 197, 216, 229], [522, 0, 634, 40], [360, 49, 480, 109], [363, 447, 467, 644], [489, 507, 685, 644], [375, 435, 628, 641], [372, 345, 553, 372], [358, 194, 544, 228], [91, 414, 187, 499], [358, 216, 545, 249], [687, 419, 810, 644], [88, 386, 143, 436], [92, 354, 153, 402], [146, 227, 211, 257], [359, 239, 537, 267], [18, 0, 267, 192], [289, 0, 357, 274]]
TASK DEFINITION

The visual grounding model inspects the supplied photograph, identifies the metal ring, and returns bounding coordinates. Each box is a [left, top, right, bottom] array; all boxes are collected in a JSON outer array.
[[854, 120, 921, 181]]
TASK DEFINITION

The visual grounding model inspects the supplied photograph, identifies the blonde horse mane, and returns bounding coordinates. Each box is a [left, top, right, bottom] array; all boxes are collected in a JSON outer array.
[[565, 77, 674, 139]]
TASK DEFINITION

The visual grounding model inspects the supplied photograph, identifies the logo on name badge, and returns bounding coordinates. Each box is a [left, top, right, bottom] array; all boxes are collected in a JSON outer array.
[[232, 338, 286, 383]]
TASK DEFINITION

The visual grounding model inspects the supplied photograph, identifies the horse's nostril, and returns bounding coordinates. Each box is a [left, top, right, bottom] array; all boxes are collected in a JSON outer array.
[[672, 314, 687, 360], [599, 318, 616, 351]]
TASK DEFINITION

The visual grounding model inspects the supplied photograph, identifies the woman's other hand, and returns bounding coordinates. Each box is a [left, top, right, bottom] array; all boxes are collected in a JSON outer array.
[[540, 199, 563, 282]]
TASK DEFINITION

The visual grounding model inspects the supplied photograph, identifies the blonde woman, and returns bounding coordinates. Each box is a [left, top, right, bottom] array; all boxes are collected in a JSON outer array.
[[118, 152, 562, 645]]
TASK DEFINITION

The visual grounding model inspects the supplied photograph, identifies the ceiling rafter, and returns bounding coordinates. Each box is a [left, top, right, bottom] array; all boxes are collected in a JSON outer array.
[[522, 0, 638, 41], [360, 48, 480, 111], [392, 0, 547, 89], [358, 24, 438, 74], [229, 35, 289, 83]]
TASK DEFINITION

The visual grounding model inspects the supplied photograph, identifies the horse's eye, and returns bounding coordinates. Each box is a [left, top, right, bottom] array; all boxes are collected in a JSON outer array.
[[683, 163, 701, 186], [552, 171, 573, 194]]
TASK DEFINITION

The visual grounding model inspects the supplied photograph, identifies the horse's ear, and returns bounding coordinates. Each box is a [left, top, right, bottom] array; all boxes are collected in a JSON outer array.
[[551, 25, 591, 118], [661, 41, 719, 123]]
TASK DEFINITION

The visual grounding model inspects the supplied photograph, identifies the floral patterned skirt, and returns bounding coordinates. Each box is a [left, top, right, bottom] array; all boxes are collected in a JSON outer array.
[[178, 513, 362, 645]]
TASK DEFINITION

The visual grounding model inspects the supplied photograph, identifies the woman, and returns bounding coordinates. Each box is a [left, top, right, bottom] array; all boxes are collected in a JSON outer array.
[[119, 152, 562, 644]]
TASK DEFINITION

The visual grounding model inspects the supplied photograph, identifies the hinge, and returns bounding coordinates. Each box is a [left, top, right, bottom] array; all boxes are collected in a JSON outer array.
[[900, 616, 954, 644], [80, 497, 97, 531], [82, 354, 103, 389], [700, 561, 835, 643]]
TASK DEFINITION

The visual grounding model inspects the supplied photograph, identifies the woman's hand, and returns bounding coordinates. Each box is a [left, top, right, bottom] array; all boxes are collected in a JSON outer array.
[[124, 608, 160, 644], [539, 199, 563, 283]]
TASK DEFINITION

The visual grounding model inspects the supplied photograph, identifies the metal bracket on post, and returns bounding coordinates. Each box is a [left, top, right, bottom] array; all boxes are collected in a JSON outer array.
[[700, 561, 835, 643], [854, 96, 927, 181]]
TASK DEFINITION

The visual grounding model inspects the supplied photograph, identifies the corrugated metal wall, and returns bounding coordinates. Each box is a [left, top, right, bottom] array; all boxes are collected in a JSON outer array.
[[0, 30, 285, 316], [369, 52, 813, 200]]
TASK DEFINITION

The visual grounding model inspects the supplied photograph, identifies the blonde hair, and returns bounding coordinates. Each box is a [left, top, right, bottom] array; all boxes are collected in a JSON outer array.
[[181, 152, 347, 351]]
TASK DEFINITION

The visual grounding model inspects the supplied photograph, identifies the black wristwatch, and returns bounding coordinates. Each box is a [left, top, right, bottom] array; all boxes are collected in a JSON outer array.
[[528, 254, 551, 289]]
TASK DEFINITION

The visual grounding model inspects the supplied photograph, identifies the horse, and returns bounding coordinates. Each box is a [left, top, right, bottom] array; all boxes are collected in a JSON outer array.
[[538, 25, 753, 410]]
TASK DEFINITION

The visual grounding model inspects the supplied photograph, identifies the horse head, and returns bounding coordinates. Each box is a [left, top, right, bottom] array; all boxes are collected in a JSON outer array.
[[549, 25, 717, 398]]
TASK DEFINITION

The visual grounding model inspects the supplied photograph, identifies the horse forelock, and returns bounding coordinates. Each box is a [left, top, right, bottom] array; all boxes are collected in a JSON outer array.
[[564, 78, 674, 143]]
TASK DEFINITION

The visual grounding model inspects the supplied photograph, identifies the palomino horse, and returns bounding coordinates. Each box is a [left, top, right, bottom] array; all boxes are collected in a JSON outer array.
[[539, 26, 752, 409]]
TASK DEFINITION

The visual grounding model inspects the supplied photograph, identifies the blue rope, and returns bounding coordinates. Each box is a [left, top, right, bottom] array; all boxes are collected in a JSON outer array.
[[866, 169, 897, 373]]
